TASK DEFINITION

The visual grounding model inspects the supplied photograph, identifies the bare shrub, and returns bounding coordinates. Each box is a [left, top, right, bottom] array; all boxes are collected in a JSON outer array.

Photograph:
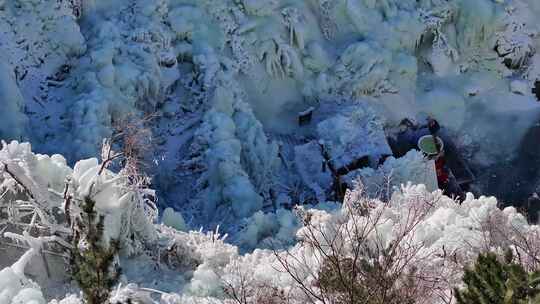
[[471, 209, 540, 272], [101, 113, 159, 225], [270, 182, 453, 304], [103, 113, 156, 181], [221, 259, 289, 304], [223, 282, 288, 304]]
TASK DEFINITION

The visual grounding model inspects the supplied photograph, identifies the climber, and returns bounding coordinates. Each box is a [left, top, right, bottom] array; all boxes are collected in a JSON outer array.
[[533, 80, 540, 101], [424, 118, 466, 201], [434, 150, 465, 201], [390, 117, 468, 201]]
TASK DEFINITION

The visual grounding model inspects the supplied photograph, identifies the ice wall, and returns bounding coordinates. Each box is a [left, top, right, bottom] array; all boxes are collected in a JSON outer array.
[[193, 69, 280, 220], [2, 0, 540, 223]]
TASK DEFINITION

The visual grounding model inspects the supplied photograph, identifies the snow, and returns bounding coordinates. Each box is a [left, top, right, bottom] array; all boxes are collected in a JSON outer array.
[[2, 163, 540, 303], [0, 232, 63, 304], [48, 15, 86, 58], [162, 208, 187, 232], [294, 141, 333, 203], [2, 0, 540, 302], [510, 79, 530, 95], [353, 150, 439, 196], [235, 208, 299, 250], [416, 88, 466, 132], [317, 106, 392, 168], [0, 266, 46, 304]]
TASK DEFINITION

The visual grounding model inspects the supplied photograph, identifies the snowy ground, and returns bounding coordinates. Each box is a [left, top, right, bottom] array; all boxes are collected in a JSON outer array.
[[2, 0, 540, 303]]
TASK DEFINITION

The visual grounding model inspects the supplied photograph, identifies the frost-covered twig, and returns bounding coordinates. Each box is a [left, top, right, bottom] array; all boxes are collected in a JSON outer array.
[[1, 161, 37, 201]]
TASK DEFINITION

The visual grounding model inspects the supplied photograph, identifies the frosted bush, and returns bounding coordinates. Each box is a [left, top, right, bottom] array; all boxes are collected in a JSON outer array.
[[258, 37, 303, 79], [168, 6, 205, 41], [66, 159, 158, 256], [334, 41, 395, 97], [0, 141, 72, 231]]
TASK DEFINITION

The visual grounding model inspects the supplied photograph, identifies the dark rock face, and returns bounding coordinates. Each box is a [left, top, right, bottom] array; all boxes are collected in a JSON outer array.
[[527, 195, 540, 223], [533, 81, 540, 101], [479, 115, 540, 219]]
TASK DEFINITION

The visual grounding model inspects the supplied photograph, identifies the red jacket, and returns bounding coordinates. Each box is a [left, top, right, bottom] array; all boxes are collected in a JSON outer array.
[[435, 157, 449, 185]]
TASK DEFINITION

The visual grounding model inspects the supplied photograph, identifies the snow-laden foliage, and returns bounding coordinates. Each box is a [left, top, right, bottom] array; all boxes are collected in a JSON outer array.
[[210, 184, 539, 304], [0, 141, 157, 256], [2, 148, 539, 304], [234, 208, 300, 251], [149, 184, 532, 303]]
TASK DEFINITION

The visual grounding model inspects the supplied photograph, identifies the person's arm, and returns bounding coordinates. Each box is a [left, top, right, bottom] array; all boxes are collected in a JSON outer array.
[[427, 117, 442, 154], [427, 117, 440, 135]]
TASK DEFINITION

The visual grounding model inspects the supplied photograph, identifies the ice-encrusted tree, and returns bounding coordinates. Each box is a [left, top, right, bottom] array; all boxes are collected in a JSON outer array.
[[67, 117, 156, 303], [70, 196, 121, 304]]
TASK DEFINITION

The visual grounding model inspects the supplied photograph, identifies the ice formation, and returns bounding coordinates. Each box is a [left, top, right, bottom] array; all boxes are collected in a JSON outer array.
[[0, 141, 157, 256], [5, 175, 537, 304], [2, 0, 540, 217], [0, 142, 539, 304], [2, 0, 540, 302], [353, 150, 439, 196]]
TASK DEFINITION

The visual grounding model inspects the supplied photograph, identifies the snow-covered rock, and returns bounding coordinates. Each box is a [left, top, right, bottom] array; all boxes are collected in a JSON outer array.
[[511, 79, 530, 95], [353, 150, 438, 196], [317, 105, 392, 168]]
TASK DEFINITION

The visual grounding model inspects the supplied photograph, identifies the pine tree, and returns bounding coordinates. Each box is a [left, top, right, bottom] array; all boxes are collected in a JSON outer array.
[[70, 196, 121, 304], [454, 250, 540, 304]]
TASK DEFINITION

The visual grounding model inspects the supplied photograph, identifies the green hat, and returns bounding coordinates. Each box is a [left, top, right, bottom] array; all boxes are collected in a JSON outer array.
[[418, 135, 443, 156]]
